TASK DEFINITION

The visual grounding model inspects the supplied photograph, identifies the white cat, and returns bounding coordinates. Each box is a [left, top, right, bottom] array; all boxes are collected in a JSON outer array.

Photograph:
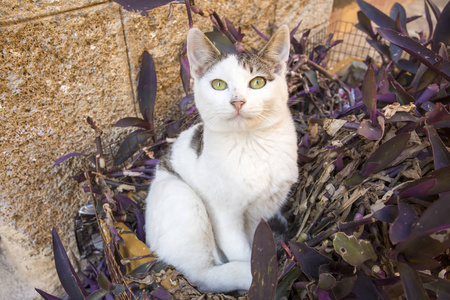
[[145, 25, 298, 293]]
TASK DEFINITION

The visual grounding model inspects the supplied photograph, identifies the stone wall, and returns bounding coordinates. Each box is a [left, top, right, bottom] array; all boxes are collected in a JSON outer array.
[[0, 0, 332, 298]]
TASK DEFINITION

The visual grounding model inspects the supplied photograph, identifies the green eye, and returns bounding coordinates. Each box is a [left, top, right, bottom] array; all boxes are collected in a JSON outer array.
[[211, 79, 227, 90], [249, 77, 266, 89]]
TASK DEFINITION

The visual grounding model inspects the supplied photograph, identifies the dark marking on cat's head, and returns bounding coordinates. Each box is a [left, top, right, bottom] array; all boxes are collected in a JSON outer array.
[[190, 124, 204, 157], [235, 51, 276, 80]]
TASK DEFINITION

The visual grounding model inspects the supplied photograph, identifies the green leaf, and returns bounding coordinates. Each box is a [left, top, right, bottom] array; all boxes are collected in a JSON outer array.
[[86, 289, 109, 300], [205, 32, 237, 53], [333, 232, 376, 267], [113, 284, 126, 296], [275, 267, 302, 300]]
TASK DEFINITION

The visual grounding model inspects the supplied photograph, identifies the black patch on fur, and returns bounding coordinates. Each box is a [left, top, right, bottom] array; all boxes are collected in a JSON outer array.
[[267, 212, 289, 259], [236, 51, 277, 80], [190, 124, 204, 157], [158, 148, 179, 177]]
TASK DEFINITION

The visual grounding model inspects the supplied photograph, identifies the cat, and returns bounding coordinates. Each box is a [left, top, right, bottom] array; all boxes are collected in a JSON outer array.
[[145, 25, 298, 293]]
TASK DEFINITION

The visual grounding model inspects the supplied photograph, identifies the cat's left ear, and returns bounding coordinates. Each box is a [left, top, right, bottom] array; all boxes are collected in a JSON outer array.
[[259, 25, 290, 75], [187, 28, 221, 79]]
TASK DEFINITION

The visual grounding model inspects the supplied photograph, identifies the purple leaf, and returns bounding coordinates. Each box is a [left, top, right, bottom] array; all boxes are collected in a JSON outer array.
[[425, 125, 450, 170], [416, 84, 439, 105], [299, 29, 311, 54], [144, 159, 159, 166], [52, 227, 88, 300], [387, 111, 418, 123], [112, 0, 180, 16], [361, 132, 411, 175], [114, 130, 152, 166], [290, 21, 302, 40], [362, 64, 377, 125], [356, 0, 397, 30], [353, 271, 385, 300], [388, 74, 415, 105], [150, 286, 173, 300], [398, 178, 436, 198], [138, 51, 157, 122], [252, 25, 270, 41], [115, 194, 137, 210], [372, 205, 399, 223], [397, 262, 429, 300], [406, 15, 422, 23], [180, 93, 194, 110], [289, 241, 331, 278], [389, 200, 418, 244], [115, 117, 151, 130], [411, 193, 450, 235], [426, 0, 442, 20], [35, 289, 63, 300], [424, 0, 434, 42], [390, 44, 403, 63], [439, 42, 448, 60], [86, 116, 97, 130], [425, 102, 450, 125], [358, 119, 384, 141], [395, 224, 450, 270], [390, 3, 407, 34], [134, 208, 146, 243], [335, 154, 344, 171], [432, 1, 450, 52], [377, 92, 396, 103], [396, 58, 419, 74], [377, 28, 450, 82], [71, 172, 87, 183], [355, 11, 376, 38], [316, 289, 333, 300], [54, 152, 84, 166], [399, 166, 450, 197], [248, 219, 278, 300], [109, 225, 124, 246], [224, 18, 244, 42], [179, 54, 190, 97], [366, 38, 391, 60]]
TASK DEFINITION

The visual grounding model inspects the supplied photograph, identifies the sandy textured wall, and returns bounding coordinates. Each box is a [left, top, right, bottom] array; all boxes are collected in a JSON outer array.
[[0, 0, 332, 297]]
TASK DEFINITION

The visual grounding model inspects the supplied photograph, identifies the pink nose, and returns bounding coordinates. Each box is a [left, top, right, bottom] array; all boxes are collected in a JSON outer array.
[[231, 100, 246, 112]]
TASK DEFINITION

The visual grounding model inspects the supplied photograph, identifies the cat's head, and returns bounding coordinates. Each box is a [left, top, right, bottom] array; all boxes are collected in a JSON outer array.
[[187, 25, 291, 132]]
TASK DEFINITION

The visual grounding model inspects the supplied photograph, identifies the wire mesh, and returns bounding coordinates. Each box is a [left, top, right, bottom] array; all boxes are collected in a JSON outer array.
[[309, 21, 383, 70]]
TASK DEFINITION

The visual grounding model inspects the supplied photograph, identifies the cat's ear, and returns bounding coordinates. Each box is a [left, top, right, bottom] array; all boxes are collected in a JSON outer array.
[[259, 25, 290, 74], [187, 28, 221, 79]]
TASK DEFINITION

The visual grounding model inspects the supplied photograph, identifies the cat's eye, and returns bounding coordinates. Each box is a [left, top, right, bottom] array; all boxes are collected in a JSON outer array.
[[249, 77, 266, 89], [211, 79, 227, 90]]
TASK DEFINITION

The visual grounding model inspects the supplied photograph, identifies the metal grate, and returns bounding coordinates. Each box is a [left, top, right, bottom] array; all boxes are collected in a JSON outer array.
[[309, 21, 383, 70]]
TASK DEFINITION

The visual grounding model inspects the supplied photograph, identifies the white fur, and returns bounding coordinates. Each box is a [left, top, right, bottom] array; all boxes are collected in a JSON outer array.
[[145, 25, 298, 293]]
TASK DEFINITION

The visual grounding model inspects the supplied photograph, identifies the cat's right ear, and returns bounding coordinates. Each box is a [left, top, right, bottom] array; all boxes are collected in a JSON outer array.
[[187, 28, 221, 79]]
